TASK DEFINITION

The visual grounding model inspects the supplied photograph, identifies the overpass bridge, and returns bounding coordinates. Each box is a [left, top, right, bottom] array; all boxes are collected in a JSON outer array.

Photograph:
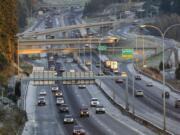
[[37, 0, 87, 8], [20, 21, 116, 37], [18, 46, 158, 55], [18, 37, 119, 49]]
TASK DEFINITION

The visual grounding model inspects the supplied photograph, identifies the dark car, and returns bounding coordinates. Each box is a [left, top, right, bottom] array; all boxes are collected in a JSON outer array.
[[72, 125, 86, 135], [162, 91, 170, 99], [103, 69, 110, 75], [80, 106, 89, 117], [175, 100, 180, 108], [63, 114, 74, 124], [59, 104, 69, 112], [135, 75, 141, 80], [115, 78, 123, 83], [37, 97, 46, 106]]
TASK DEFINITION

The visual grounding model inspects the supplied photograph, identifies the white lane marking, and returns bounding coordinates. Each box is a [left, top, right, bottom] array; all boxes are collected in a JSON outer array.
[[107, 111, 146, 135]]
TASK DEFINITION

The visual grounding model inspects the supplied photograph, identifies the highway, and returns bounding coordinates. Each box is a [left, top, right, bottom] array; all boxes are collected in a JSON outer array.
[[21, 6, 180, 135], [82, 52, 180, 134]]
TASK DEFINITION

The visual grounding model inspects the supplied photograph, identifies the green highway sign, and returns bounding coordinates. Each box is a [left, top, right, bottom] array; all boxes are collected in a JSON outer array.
[[122, 49, 134, 59], [98, 45, 107, 51]]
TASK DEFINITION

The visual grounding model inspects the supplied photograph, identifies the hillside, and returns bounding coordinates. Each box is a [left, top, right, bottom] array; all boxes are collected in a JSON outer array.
[[0, 0, 34, 85]]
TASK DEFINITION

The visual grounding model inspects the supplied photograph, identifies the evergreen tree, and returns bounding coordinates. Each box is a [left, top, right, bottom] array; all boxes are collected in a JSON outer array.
[[159, 61, 163, 71], [175, 64, 180, 80]]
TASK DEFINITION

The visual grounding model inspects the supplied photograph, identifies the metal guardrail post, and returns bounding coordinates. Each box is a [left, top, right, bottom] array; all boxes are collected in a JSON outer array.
[[125, 77, 129, 111]]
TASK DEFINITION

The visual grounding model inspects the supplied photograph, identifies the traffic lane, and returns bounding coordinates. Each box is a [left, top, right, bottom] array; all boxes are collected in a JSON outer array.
[[89, 55, 180, 133], [121, 64, 180, 115], [90, 55, 179, 116], [63, 61, 144, 135], [61, 84, 108, 135], [67, 61, 146, 135], [60, 62, 107, 135], [35, 85, 67, 135], [61, 84, 142, 135], [127, 78, 180, 120]]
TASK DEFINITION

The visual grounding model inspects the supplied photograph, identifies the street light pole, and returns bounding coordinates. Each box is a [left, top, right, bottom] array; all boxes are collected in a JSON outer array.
[[17, 38, 19, 77], [140, 23, 180, 131], [90, 37, 92, 71]]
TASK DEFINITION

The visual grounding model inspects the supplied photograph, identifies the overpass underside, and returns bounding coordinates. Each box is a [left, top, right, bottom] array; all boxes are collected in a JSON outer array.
[[18, 47, 157, 55]]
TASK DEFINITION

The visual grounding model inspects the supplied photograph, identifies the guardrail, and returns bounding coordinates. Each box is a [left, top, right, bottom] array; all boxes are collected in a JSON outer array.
[[95, 79, 173, 135], [78, 61, 173, 134], [134, 64, 180, 95]]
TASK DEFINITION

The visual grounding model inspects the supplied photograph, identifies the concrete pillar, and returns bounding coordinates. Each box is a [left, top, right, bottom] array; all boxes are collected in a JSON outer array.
[[62, 32, 67, 38], [174, 48, 179, 68]]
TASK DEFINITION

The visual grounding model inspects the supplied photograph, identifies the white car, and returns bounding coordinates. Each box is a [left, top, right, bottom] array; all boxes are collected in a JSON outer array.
[[69, 69, 75, 72], [90, 98, 100, 107], [96, 105, 105, 113], [146, 82, 153, 87], [39, 91, 47, 96], [113, 69, 119, 74], [51, 86, 59, 92], [54, 72, 58, 76], [85, 61, 91, 66], [78, 85, 86, 89], [135, 90, 144, 97], [56, 97, 64, 105]]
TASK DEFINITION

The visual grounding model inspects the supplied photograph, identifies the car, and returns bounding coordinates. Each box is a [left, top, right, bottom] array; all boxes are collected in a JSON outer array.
[[61, 54, 66, 58], [54, 72, 58, 76], [80, 106, 89, 117], [60, 68, 65, 72], [56, 97, 64, 105], [39, 91, 47, 96], [59, 104, 69, 112], [175, 100, 180, 108], [115, 78, 123, 83], [37, 96, 46, 106], [72, 125, 86, 135], [113, 69, 119, 74], [146, 82, 153, 87], [135, 90, 144, 97], [54, 91, 63, 97], [162, 91, 170, 99], [78, 85, 86, 89], [65, 58, 73, 63], [121, 72, 127, 77], [96, 105, 106, 114], [63, 114, 74, 124], [135, 75, 141, 80], [97, 72, 104, 76], [103, 69, 110, 75], [70, 69, 75, 72], [90, 98, 100, 107], [95, 62, 100, 67], [85, 61, 91, 66], [85, 44, 90, 47], [50, 66, 55, 71], [51, 86, 59, 92]]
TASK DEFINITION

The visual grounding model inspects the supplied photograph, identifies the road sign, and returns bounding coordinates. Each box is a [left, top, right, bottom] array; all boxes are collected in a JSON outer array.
[[122, 49, 134, 59], [98, 45, 107, 51]]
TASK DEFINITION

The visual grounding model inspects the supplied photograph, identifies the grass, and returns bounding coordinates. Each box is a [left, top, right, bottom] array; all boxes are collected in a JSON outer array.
[[0, 107, 27, 135]]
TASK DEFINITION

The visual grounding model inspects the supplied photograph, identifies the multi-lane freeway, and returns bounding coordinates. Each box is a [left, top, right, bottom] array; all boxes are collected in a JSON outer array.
[[21, 6, 180, 135]]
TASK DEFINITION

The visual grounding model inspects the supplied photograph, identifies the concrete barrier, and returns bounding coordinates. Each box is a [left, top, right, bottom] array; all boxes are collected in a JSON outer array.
[[95, 79, 174, 135]]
